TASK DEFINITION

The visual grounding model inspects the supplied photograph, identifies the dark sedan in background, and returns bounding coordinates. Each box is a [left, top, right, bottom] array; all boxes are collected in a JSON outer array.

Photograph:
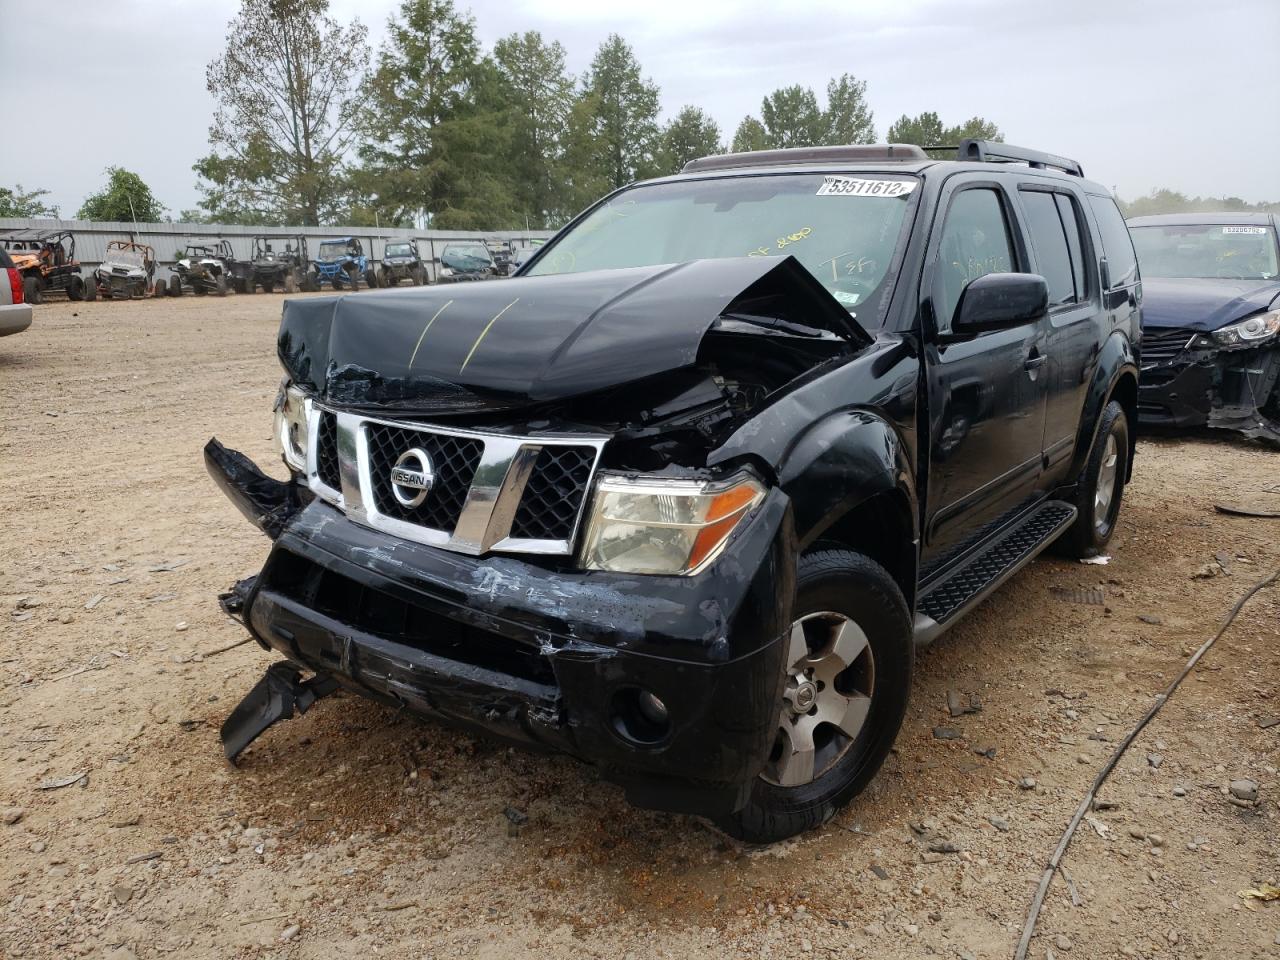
[[1129, 213, 1280, 445]]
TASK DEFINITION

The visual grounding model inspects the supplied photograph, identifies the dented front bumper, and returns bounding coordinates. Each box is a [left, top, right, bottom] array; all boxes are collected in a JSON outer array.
[[205, 440, 794, 817], [1138, 340, 1280, 443]]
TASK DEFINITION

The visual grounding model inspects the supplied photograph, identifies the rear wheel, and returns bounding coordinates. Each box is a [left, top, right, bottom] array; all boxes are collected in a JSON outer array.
[[1056, 400, 1129, 558], [24, 276, 43, 305], [215, 274, 228, 297], [343, 262, 360, 290], [67, 275, 84, 301], [715, 550, 912, 844], [364, 265, 379, 288], [169, 275, 182, 297], [82, 276, 96, 301]]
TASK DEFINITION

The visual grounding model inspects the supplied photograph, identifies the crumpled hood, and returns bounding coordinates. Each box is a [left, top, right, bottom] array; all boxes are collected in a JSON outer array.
[[278, 256, 869, 413], [1142, 277, 1280, 331]]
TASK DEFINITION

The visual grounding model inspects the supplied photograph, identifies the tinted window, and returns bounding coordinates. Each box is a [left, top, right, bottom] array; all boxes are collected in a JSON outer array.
[[1022, 191, 1075, 306], [1088, 195, 1138, 287], [936, 188, 1017, 325], [1056, 194, 1088, 300]]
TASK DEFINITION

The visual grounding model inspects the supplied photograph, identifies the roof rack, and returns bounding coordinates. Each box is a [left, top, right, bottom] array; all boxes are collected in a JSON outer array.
[[682, 143, 929, 174], [927, 139, 1084, 177]]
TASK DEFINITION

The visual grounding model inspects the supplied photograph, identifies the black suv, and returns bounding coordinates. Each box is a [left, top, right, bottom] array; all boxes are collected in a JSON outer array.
[[207, 140, 1141, 843]]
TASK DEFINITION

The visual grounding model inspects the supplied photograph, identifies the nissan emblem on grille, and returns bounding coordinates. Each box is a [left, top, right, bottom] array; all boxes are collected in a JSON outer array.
[[390, 447, 435, 507]]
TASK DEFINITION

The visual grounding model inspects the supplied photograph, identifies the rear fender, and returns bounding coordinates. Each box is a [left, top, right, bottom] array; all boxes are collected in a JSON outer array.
[[1068, 331, 1140, 483]]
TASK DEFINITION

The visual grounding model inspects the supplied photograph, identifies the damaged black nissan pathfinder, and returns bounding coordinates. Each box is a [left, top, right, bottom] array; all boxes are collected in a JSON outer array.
[[207, 140, 1141, 843]]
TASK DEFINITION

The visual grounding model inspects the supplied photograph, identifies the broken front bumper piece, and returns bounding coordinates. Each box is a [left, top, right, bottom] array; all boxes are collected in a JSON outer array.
[[220, 661, 338, 763], [1138, 336, 1280, 444], [206, 439, 796, 818]]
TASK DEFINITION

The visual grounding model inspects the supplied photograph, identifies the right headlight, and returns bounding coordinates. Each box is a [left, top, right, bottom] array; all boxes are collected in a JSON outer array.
[[579, 472, 766, 576], [1212, 310, 1280, 346], [273, 381, 310, 472]]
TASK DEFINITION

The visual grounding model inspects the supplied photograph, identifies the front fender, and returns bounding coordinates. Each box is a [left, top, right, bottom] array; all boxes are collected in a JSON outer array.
[[1067, 330, 1140, 483]]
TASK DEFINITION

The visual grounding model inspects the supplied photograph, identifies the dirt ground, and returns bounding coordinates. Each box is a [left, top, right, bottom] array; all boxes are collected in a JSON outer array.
[[2, 294, 1278, 960]]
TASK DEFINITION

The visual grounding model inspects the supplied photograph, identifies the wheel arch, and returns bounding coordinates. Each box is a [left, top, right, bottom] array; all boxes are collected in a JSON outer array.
[[1068, 331, 1140, 484]]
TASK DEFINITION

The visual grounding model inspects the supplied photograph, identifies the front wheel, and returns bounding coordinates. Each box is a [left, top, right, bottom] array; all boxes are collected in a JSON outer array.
[[168, 275, 182, 297], [67, 275, 84, 301], [715, 549, 912, 844], [1056, 400, 1129, 558], [215, 274, 228, 297]]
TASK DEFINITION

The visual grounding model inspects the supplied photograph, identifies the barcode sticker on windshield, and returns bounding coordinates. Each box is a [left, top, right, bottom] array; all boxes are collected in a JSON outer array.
[[816, 177, 916, 198], [1223, 226, 1267, 235]]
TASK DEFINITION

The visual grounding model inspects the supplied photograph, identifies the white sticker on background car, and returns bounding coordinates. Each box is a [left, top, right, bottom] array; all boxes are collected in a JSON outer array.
[[1222, 226, 1267, 235], [816, 177, 917, 198]]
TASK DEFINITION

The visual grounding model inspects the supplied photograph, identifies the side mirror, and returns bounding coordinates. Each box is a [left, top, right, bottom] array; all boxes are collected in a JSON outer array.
[[951, 273, 1048, 335]]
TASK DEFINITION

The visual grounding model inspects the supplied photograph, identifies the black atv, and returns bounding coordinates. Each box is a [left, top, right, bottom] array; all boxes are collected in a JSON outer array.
[[233, 236, 313, 294], [377, 240, 427, 287], [169, 240, 235, 297]]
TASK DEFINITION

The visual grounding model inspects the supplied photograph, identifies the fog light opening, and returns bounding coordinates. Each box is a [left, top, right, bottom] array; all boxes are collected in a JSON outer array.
[[610, 688, 672, 746]]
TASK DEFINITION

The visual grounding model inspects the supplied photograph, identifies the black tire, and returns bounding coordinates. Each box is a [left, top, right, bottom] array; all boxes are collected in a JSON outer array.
[[263, 279, 275, 294], [67, 275, 84, 301], [380, 268, 395, 287], [412, 266, 425, 286], [344, 262, 360, 291], [83, 276, 97, 301], [1056, 399, 1129, 559], [364, 265, 379, 289], [215, 274, 228, 297], [24, 276, 42, 305], [715, 549, 913, 844], [168, 275, 182, 297]]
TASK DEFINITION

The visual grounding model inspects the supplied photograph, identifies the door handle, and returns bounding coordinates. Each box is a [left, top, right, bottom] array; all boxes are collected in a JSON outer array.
[[1024, 354, 1046, 371]]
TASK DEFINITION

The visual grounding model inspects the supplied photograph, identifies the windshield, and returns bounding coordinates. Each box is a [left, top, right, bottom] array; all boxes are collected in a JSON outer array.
[[319, 241, 352, 260], [442, 244, 492, 269], [1130, 224, 1279, 280], [107, 248, 146, 268], [385, 243, 413, 257], [526, 173, 919, 315]]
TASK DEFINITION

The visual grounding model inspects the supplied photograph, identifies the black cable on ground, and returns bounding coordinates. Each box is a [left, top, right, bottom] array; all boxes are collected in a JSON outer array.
[[1014, 566, 1280, 960]]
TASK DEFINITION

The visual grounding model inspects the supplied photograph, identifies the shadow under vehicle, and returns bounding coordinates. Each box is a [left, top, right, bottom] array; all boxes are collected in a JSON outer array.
[[168, 240, 236, 297], [93, 240, 160, 299], [377, 240, 427, 287], [1128, 213, 1280, 446], [311, 237, 378, 291], [0, 229, 96, 304], [436, 241, 499, 282], [206, 140, 1141, 844]]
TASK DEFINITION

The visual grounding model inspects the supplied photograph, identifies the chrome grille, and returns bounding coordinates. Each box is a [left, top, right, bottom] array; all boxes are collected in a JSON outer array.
[[364, 423, 482, 532], [306, 407, 607, 556]]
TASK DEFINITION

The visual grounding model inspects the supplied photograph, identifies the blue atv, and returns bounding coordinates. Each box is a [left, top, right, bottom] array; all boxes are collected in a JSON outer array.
[[310, 237, 379, 291]]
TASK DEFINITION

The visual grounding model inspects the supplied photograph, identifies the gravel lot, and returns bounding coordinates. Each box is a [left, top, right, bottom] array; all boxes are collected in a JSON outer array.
[[2, 294, 1278, 960]]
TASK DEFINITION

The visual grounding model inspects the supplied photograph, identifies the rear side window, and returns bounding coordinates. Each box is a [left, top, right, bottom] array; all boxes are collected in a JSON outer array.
[[1021, 191, 1075, 306], [1056, 194, 1088, 300], [1088, 195, 1138, 288], [936, 188, 1017, 325]]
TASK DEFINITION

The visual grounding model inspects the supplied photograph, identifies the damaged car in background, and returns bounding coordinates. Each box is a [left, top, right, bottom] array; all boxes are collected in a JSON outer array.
[[1129, 213, 1280, 445], [207, 140, 1140, 842]]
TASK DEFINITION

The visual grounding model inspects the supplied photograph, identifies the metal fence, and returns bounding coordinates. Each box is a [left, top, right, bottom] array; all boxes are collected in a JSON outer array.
[[0, 217, 556, 283]]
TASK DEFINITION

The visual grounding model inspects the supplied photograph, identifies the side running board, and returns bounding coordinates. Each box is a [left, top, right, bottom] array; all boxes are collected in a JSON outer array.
[[914, 500, 1076, 647]]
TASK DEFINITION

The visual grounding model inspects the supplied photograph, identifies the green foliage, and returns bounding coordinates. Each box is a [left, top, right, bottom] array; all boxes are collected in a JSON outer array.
[[568, 35, 662, 194], [656, 106, 723, 176], [823, 74, 876, 145], [195, 0, 370, 226], [360, 0, 516, 228], [731, 116, 769, 154], [77, 167, 166, 222], [886, 112, 1003, 157], [1118, 189, 1280, 217], [0, 184, 58, 218], [760, 85, 824, 148], [493, 31, 577, 228]]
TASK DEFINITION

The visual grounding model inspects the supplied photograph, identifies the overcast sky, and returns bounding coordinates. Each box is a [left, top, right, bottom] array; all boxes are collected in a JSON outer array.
[[2, 0, 1276, 219]]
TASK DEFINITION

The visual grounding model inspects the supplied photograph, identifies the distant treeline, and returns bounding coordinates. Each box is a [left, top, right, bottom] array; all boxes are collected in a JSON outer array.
[[1119, 189, 1280, 218]]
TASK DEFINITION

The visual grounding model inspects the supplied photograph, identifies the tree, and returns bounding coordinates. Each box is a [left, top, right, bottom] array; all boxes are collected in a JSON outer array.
[[760, 85, 824, 148], [195, 0, 370, 225], [731, 116, 769, 153], [887, 112, 1003, 155], [656, 106, 722, 175], [360, 0, 515, 228], [0, 184, 58, 218], [568, 35, 662, 193], [77, 167, 166, 222], [494, 31, 576, 227], [823, 73, 875, 145]]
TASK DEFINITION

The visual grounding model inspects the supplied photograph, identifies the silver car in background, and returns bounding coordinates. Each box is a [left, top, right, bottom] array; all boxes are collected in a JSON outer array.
[[1, 248, 33, 338]]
